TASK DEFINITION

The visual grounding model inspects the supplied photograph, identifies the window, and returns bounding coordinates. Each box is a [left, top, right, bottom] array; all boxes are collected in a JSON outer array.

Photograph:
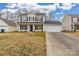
[[30, 17, 33, 21], [22, 16, 27, 22], [20, 16, 22, 22], [20, 25, 27, 30], [29, 17, 30, 21], [28, 16, 34, 22], [35, 25, 43, 30], [72, 18, 77, 23], [40, 16, 43, 21], [26, 17, 28, 21], [35, 16, 43, 22], [33, 17, 35, 21]]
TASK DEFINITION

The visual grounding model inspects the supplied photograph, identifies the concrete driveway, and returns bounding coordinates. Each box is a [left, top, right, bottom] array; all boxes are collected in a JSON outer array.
[[46, 32, 79, 56]]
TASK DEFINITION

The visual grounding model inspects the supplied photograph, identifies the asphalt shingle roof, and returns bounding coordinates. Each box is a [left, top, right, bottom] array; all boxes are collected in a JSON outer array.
[[0, 18, 17, 26], [66, 14, 79, 17], [18, 12, 46, 16], [45, 21, 62, 25]]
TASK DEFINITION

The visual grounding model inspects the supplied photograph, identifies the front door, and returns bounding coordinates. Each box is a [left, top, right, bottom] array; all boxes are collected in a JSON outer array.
[[30, 25, 33, 31]]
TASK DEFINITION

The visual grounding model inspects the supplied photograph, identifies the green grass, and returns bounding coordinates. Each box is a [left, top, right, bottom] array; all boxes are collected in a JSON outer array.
[[0, 32, 46, 56]]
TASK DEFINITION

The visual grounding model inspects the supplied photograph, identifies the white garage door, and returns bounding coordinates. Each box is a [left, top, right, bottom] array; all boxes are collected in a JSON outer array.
[[45, 25, 62, 32]]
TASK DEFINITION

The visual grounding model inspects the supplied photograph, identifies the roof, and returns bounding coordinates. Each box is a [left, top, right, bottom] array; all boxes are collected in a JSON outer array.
[[65, 14, 79, 17], [18, 12, 45, 16], [45, 21, 62, 25], [35, 13, 45, 15], [0, 18, 17, 26]]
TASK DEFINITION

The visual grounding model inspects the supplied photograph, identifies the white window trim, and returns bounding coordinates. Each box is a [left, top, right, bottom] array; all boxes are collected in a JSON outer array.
[[28, 16, 35, 22], [19, 25, 28, 31], [73, 17, 77, 23], [34, 25, 43, 31]]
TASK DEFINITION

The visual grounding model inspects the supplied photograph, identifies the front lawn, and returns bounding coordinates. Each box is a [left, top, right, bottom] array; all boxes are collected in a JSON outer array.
[[0, 32, 46, 56]]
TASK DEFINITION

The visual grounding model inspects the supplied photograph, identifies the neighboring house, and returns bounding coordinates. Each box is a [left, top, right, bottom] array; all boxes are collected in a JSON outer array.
[[17, 12, 62, 32], [0, 17, 17, 32], [62, 14, 79, 31]]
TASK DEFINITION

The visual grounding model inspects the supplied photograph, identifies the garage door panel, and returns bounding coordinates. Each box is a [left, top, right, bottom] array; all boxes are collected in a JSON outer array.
[[46, 25, 62, 32]]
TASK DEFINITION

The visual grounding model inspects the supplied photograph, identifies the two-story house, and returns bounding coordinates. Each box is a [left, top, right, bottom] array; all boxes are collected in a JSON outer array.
[[17, 12, 62, 32], [17, 12, 45, 32], [62, 14, 79, 31]]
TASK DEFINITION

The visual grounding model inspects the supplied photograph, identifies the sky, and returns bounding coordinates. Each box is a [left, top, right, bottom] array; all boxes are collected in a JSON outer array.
[[0, 3, 79, 21]]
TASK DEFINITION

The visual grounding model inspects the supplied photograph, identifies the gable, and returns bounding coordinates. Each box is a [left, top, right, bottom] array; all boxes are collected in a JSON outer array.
[[27, 13, 35, 17]]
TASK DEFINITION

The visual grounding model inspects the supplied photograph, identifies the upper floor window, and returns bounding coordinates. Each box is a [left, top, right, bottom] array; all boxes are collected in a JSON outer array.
[[28, 16, 35, 22], [20, 16, 28, 22], [35, 16, 43, 22], [22, 16, 27, 22], [72, 17, 77, 23]]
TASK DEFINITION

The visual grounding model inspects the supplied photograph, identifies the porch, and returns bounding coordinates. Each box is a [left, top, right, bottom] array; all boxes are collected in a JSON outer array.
[[18, 24, 43, 32], [71, 24, 79, 31]]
